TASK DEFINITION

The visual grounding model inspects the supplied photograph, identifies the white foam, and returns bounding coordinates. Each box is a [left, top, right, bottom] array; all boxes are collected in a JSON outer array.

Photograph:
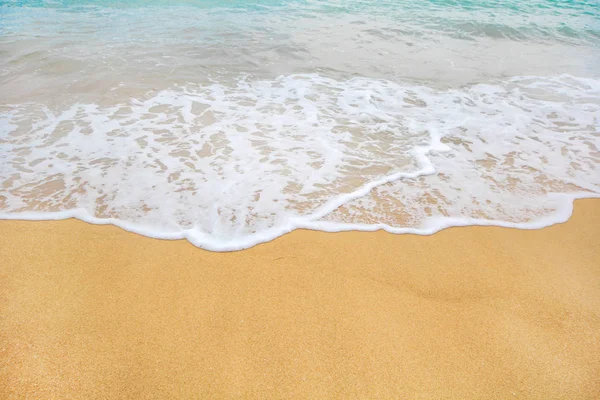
[[1, 74, 599, 251]]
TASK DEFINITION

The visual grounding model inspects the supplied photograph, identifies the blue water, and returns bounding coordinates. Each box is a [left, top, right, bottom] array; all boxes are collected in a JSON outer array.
[[1, 0, 599, 250], [2, 0, 599, 43]]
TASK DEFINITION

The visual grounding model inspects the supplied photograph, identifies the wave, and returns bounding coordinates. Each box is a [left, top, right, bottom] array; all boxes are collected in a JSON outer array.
[[1, 73, 599, 250]]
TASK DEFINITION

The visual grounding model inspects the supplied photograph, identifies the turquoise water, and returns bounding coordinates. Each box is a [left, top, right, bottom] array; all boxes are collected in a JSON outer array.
[[1, 0, 599, 250], [2, 0, 598, 42], [2, 0, 599, 51]]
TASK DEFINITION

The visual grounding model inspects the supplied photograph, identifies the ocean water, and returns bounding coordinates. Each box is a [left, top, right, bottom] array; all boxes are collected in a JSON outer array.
[[0, 0, 599, 251]]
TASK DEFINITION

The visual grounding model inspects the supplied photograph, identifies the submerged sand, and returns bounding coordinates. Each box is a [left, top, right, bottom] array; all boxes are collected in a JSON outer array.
[[1, 200, 599, 399]]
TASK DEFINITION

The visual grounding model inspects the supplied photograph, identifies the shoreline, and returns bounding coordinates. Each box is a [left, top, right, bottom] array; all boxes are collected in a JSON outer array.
[[1, 192, 597, 252], [1, 199, 599, 398]]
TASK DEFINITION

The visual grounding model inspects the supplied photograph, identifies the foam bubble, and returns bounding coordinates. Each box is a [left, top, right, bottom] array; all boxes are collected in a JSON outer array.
[[1, 74, 599, 250]]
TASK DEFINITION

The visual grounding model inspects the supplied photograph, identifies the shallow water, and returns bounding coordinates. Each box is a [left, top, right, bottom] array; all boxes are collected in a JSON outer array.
[[1, 0, 599, 250]]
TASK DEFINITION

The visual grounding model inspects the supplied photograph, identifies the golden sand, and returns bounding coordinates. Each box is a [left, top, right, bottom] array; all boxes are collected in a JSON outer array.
[[1, 200, 599, 399]]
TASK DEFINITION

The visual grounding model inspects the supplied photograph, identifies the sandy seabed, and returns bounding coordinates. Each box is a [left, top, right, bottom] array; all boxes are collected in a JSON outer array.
[[1, 200, 599, 399]]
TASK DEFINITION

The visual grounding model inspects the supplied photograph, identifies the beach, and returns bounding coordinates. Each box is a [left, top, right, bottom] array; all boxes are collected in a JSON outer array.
[[1, 199, 598, 399], [1, 1, 599, 398]]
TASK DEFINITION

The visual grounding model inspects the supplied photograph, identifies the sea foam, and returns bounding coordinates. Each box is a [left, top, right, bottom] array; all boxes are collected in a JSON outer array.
[[1, 74, 599, 250]]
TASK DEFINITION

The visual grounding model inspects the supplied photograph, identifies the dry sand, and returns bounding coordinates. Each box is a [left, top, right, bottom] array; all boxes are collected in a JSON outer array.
[[1, 199, 599, 399]]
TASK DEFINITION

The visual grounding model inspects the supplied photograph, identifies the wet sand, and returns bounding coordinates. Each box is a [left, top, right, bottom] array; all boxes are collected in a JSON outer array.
[[1, 199, 599, 399]]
